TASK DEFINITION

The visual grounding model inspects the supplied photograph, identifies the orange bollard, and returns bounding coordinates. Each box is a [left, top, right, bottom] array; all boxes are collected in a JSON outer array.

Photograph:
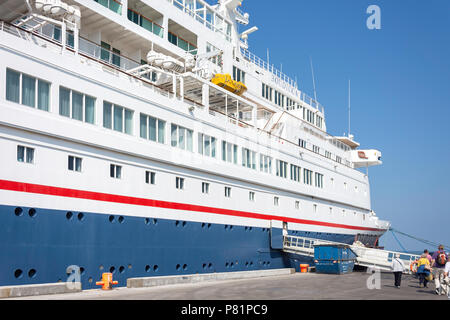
[[300, 264, 309, 273], [96, 273, 118, 290]]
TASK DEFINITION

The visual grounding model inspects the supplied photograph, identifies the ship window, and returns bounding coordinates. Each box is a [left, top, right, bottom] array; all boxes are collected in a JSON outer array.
[[145, 171, 156, 185], [6, 69, 50, 111], [68, 156, 82, 172], [140, 113, 166, 144], [17, 145, 34, 164], [100, 41, 121, 67], [303, 168, 313, 185], [222, 141, 238, 165], [224, 187, 232, 198], [103, 102, 133, 135], [276, 160, 288, 178], [299, 139, 307, 149], [315, 173, 324, 188], [110, 164, 122, 179], [176, 177, 185, 190], [260, 154, 272, 174], [242, 148, 256, 170], [295, 201, 300, 210], [290, 164, 301, 183], [274, 196, 279, 206], [202, 182, 210, 194], [198, 133, 217, 158], [59, 87, 96, 124], [171, 124, 193, 152], [249, 191, 255, 202], [233, 66, 246, 84]]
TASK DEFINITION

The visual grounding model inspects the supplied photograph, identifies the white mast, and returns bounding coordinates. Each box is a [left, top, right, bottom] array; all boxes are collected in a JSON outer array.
[[310, 57, 318, 102]]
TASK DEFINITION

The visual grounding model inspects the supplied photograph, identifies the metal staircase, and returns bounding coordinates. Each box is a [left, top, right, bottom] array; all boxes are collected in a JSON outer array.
[[283, 235, 421, 273]]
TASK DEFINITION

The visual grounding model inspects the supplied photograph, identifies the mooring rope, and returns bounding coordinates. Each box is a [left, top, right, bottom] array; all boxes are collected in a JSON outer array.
[[390, 227, 450, 250]]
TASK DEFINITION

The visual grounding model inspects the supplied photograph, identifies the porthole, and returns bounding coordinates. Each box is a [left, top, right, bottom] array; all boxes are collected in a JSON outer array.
[[118, 216, 124, 224], [14, 269, 23, 279], [14, 207, 23, 217], [77, 212, 85, 221], [109, 215, 115, 223], [28, 208, 37, 218], [28, 269, 37, 278], [66, 212, 73, 220], [119, 266, 125, 274]]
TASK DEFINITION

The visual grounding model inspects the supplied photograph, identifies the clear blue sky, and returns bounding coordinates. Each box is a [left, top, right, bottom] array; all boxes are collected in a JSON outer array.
[[233, 0, 450, 252]]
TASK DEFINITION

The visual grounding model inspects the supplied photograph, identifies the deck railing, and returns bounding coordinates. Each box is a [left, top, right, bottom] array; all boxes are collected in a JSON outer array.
[[167, 0, 231, 42], [240, 47, 324, 114]]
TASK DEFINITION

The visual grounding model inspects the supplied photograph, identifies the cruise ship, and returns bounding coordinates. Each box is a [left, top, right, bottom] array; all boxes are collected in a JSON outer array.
[[0, 0, 390, 289]]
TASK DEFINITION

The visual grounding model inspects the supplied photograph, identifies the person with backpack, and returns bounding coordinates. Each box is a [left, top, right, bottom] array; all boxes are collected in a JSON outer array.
[[431, 245, 448, 295], [416, 253, 432, 288]]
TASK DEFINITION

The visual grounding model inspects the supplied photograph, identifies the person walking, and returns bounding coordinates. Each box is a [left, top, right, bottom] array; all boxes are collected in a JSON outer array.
[[416, 253, 432, 288], [392, 253, 405, 288], [444, 258, 450, 300], [431, 245, 448, 295]]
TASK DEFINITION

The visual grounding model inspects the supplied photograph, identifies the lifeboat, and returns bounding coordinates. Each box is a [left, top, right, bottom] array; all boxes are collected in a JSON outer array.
[[211, 74, 247, 96]]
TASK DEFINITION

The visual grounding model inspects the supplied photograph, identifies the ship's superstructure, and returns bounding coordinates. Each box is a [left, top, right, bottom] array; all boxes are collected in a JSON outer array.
[[0, 0, 389, 288]]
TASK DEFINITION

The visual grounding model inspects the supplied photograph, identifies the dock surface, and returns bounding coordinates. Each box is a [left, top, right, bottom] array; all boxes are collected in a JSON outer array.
[[6, 271, 448, 300]]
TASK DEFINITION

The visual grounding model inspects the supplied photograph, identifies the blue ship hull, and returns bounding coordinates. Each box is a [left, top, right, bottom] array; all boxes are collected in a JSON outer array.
[[0, 204, 357, 289]]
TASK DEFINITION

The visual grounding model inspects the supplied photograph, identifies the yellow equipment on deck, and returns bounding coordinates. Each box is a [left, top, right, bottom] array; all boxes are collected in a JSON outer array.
[[211, 74, 247, 96]]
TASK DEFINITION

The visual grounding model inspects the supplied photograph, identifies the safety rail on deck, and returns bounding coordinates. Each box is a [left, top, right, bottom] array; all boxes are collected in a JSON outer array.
[[239, 47, 324, 114], [283, 235, 421, 273], [168, 0, 232, 42], [0, 20, 184, 101]]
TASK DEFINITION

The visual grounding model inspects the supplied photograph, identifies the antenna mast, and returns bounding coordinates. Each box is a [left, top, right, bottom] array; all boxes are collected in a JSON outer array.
[[348, 79, 351, 137], [310, 57, 318, 102]]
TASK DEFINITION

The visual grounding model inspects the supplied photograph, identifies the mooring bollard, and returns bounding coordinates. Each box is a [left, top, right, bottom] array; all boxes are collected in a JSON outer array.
[[96, 273, 118, 290]]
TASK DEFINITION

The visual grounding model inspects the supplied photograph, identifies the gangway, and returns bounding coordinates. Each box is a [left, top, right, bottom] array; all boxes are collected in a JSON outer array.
[[283, 235, 421, 273]]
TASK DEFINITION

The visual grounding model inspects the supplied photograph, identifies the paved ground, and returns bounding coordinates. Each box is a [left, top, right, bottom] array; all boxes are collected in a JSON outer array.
[[7, 271, 449, 301]]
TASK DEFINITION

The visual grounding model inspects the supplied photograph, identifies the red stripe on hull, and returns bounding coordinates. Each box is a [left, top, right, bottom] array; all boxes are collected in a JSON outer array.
[[0, 179, 384, 232]]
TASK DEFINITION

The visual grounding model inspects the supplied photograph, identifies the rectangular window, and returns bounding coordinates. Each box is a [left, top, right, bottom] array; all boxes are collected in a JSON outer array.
[[6, 69, 50, 111], [260, 154, 272, 174], [103, 102, 133, 134], [59, 87, 96, 124], [140, 113, 166, 144], [17, 145, 34, 164], [249, 191, 255, 202], [303, 168, 313, 185], [222, 141, 238, 164], [176, 177, 185, 190], [198, 133, 217, 158], [224, 186, 232, 198], [276, 160, 288, 178], [68, 156, 82, 172], [274, 196, 279, 206], [232, 66, 246, 83], [242, 148, 256, 170], [313, 145, 320, 154], [145, 171, 156, 185], [171, 124, 193, 152], [295, 201, 300, 210], [110, 164, 122, 179], [315, 173, 324, 188], [202, 182, 210, 194], [290, 164, 301, 182]]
